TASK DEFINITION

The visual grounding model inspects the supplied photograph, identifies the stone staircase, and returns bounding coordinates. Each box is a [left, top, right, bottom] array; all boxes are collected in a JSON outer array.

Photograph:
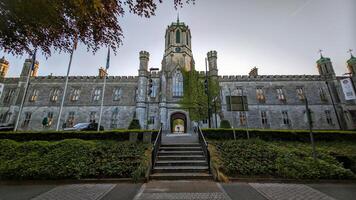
[[150, 133, 212, 180]]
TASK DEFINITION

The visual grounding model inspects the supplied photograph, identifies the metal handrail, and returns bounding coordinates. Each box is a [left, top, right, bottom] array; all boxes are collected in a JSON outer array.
[[197, 126, 211, 173], [151, 127, 162, 170]]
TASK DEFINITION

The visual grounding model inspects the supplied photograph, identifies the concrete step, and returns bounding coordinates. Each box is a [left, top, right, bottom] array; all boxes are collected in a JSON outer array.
[[153, 166, 209, 173], [150, 173, 212, 180], [155, 160, 208, 167], [157, 155, 206, 161], [158, 151, 204, 156], [159, 146, 202, 151], [160, 143, 201, 147]]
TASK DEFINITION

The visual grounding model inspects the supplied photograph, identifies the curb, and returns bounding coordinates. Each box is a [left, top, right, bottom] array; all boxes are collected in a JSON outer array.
[[0, 178, 145, 185], [228, 177, 356, 184]]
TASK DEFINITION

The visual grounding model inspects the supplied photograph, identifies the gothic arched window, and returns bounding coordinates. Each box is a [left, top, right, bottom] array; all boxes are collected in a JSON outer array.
[[176, 30, 181, 43], [173, 70, 183, 97], [186, 32, 189, 45]]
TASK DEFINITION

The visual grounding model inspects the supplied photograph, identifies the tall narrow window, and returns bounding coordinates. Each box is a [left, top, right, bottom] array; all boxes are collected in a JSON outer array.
[[66, 112, 75, 127], [176, 30, 181, 43], [151, 82, 158, 98], [22, 112, 32, 128], [113, 88, 122, 101], [50, 88, 60, 102], [296, 87, 305, 101], [29, 89, 38, 102], [172, 71, 183, 97], [93, 88, 101, 101], [282, 111, 290, 125], [0, 111, 12, 123], [276, 88, 286, 102], [89, 111, 96, 123], [256, 88, 265, 103], [261, 111, 268, 126], [239, 112, 246, 126], [186, 32, 189, 45], [47, 112, 54, 127], [3, 89, 15, 104], [149, 116, 155, 125], [110, 112, 119, 128], [70, 88, 80, 101], [325, 110, 333, 125], [319, 88, 327, 102]]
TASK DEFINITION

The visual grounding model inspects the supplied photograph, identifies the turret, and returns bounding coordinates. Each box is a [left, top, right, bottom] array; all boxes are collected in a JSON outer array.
[[20, 58, 39, 78], [0, 56, 9, 78], [207, 51, 218, 77], [98, 67, 107, 78], [347, 53, 356, 76], [136, 51, 150, 128], [316, 54, 335, 79]]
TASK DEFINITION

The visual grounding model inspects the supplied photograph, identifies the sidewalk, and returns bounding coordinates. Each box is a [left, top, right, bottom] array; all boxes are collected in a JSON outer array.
[[1, 181, 356, 200]]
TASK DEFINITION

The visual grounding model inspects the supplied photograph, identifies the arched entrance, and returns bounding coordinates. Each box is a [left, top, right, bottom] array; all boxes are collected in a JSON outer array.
[[170, 112, 187, 133]]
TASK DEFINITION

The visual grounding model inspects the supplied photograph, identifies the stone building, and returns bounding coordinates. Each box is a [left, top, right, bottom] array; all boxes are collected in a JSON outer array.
[[0, 20, 355, 132]]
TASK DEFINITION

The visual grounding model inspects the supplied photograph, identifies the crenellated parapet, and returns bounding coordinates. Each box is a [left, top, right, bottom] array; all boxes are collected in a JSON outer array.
[[218, 74, 323, 82]]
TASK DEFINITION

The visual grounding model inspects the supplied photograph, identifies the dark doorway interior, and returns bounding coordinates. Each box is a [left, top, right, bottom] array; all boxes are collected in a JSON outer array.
[[170, 112, 187, 133]]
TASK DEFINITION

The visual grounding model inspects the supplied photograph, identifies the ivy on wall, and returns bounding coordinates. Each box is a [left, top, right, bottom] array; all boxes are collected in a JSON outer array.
[[179, 69, 221, 122]]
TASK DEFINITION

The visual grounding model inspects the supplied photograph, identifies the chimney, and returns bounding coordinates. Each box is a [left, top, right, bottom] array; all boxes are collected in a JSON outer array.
[[99, 67, 107, 78], [249, 67, 258, 77]]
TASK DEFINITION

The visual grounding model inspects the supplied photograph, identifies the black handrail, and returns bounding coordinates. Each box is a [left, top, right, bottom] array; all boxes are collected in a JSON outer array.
[[197, 126, 211, 173], [151, 127, 162, 170]]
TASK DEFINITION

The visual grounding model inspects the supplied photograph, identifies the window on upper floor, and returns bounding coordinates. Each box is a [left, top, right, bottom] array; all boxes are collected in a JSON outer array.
[[172, 70, 183, 97], [282, 111, 290, 125], [70, 88, 80, 101], [276, 88, 286, 102], [296, 87, 305, 101], [113, 88, 122, 101], [325, 110, 333, 125], [319, 87, 327, 102], [22, 112, 31, 128], [3, 89, 15, 104], [226, 95, 248, 111], [176, 30, 180, 43], [150, 82, 158, 98], [29, 89, 39, 102], [92, 88, 101, 101], [50, 88, 60, 102], [256, 88, 265, 103]]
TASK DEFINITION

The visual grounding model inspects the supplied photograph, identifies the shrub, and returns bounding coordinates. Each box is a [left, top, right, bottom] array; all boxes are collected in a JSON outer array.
[[0, 130, 158, 142], [219, 120, 231, 128], [0, 139, 150, 180], [128, 119, 141, 129], [203, 128, 356, 142], [213, 139, 354, 179]]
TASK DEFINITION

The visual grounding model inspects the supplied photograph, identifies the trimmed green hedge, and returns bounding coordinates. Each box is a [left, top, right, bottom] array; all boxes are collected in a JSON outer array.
[[213, 139, 355, 179], [0, 139, 150, 180], [0, 130, 158, 142], [203, 128, 356, 142]]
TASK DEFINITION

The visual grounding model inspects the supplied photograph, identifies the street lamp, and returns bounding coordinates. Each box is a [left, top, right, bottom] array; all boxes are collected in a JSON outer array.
[[212, 96, 218, 128]]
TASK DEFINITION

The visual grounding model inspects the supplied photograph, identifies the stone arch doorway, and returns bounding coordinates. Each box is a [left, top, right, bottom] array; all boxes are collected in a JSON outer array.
[[170, 112, 187, 133]]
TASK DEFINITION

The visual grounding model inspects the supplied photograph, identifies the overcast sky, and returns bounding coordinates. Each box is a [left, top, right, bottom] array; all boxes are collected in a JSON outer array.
[[1, 0, 355, 77]]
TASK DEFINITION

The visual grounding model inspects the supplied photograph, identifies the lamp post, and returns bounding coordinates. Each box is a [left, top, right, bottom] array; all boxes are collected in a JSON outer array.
[[305, 98, 317, 161], [212, 96, 218, 128], [146, 67, 159, 129], [228, 88, 236, 140], [205, 58, 211, 128], [241, 88, 250, 139]]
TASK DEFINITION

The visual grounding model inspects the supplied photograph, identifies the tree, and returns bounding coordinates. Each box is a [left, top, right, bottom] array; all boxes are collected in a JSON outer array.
[[0, 0, 195, 56]]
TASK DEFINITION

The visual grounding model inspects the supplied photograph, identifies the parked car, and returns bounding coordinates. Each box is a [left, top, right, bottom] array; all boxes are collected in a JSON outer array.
[[0, 124, 14, 131], [63, 122, 104, 131]]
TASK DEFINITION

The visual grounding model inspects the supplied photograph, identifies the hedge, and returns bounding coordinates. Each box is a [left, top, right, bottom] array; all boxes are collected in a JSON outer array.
[[0, 139, 150, 180], [202, 128, 356, 142], [213, 139, 355, 180], [0, 130, 158, 142]]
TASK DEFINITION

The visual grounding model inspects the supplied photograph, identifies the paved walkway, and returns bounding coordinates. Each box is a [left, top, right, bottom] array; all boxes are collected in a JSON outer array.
[[0, 181, 356, 200]]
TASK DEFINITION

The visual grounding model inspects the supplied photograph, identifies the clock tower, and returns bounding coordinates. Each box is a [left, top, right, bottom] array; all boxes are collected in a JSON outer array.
[[162, 17, 195, 72]]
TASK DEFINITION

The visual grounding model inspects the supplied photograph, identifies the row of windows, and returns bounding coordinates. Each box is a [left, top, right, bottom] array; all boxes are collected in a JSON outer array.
[[2, 88, 123, 104], [21, 111, 124, 129], [225, 110, 334, 127], [227, 86, 328, 107], [167, 29, 189, 45]]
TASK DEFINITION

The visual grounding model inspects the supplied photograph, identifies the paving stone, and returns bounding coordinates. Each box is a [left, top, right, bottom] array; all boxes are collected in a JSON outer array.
[[136, 192, 231, 200], [31, 184, 116, 200], [249, 183, 335, 200]]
